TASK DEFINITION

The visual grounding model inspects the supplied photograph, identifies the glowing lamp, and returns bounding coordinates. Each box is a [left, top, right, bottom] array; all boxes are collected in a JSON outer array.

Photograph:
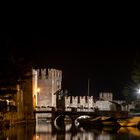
[[137, 88, 140, 94], [37, 88, 40, 93]]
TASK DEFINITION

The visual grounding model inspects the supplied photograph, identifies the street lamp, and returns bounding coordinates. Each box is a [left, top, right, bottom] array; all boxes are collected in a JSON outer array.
[[136, 87, 140, 99], [37, 88, 40, 105], [137, 88, 140, 94]]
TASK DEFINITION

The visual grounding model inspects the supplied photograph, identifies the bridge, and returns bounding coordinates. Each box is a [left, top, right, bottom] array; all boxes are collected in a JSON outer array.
[[34, 107, 128, 123]]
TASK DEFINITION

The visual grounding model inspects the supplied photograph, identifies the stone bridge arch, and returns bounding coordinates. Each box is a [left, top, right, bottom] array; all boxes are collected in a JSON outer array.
[[53, 112, 94, 125]]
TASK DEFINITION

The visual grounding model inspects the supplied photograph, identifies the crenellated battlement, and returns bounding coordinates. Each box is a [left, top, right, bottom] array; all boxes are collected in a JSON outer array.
[[36, 68, 62, 81], [64, 94, 114, 110], [37, 69, 47, 79], [48, 69, 62, 80], [65, 95, 95, 108], [33, 68, 115, 111]]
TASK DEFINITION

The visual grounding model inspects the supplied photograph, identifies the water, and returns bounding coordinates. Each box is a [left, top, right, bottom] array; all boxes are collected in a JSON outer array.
[[1, 121, 140, 140]]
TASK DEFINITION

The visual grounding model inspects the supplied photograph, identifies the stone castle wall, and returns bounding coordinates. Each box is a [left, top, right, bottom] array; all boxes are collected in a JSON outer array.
[[65, 96, 95, 108], [99, 92, 113, 101], [33, 68, 62, 107], [32, 70, 115, 111], [65, 93, 114, 111]]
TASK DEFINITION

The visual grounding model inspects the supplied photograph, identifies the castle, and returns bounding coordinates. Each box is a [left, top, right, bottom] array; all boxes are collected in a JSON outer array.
[[32, 68, 119, 111], [0, 67, 131, 126]]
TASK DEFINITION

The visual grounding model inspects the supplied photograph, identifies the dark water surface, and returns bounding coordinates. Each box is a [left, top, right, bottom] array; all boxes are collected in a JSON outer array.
[[1, 122, 140, 140]]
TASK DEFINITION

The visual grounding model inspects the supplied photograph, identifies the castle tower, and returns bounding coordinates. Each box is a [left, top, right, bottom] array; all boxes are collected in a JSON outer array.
[[32, 68, 62, 108], [48, 69, 62, 107]]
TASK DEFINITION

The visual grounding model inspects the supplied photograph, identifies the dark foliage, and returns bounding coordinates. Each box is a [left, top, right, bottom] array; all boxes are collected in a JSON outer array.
[[0, 47, 32, 99]]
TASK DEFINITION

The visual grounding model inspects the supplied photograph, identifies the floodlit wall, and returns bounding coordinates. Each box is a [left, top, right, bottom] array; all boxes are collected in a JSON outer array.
[[48, 69, 62, 107], [99, 92, 113, 101], [95, 101, 116, 111], [32, 70, 123, 112], [65, 95, 118, 111], [32, 69, 38, 110], [80, 96, 87, 107], [72, 96, 78, 107], [65, 96, 71, 107], [65, 96, 95, 109], [33, 68, 62, 108], [88, 96, 94, 108]]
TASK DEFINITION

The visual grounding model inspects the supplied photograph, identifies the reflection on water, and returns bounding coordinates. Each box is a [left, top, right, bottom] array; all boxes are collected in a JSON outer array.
[[0, 124, 35, 140], [118, 127, 140, 137], [1, 121, 140, 140]]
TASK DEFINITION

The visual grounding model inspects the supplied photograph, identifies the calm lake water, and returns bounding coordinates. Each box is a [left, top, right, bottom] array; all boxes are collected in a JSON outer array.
[[1, 120, 140, 140]]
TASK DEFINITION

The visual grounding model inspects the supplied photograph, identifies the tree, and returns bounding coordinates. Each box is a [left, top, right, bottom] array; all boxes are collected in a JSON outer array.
[[131, 54, 140, 84], [122, 50, 140, 103], [0, 47, 32, 105], [131, 51, 140, 98], [122, 86, 135, 102]]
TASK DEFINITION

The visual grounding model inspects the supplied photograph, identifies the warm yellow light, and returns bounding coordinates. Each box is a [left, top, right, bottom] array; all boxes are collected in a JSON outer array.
[[37, 88, 40, 93]]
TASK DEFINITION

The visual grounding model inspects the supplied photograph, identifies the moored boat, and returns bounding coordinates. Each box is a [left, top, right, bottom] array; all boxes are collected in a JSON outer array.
[[77, 116, 120, 127], [117, 116, 140, 127], [117, 127, 140, 136]]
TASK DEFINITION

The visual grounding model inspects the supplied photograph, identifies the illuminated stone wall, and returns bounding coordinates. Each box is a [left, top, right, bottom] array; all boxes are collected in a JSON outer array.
[[79, 96, 87, 107], [65, 96, 95, 109], [88, 96, 94, 108], [65, 94, 116, 111], [48, 69, 62, 107], [99, 92, 113, 101], [33, 68, 62, 107], [32, 69, 37, 110], [32, 68, 116, 111], [72, 96, 78, 107], [37, 69, 52, 107], [95, 101, 115, 110], [65, 96, 71, 109]]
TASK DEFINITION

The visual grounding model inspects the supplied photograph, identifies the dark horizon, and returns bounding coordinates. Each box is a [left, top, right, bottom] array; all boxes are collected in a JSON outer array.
[[0, 32, 140, 100]]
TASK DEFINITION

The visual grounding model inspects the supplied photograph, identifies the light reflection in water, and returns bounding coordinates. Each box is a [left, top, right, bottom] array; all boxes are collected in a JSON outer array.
[[1, 122, 140, 140], [118, 127, 140, 137], [0, 124, 35, 140]]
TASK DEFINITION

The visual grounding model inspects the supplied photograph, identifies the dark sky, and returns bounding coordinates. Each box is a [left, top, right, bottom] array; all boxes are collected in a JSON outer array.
[[0, 32, 140, 99]]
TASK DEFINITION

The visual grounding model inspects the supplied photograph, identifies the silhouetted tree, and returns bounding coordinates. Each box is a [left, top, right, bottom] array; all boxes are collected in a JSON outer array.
[[122, 86, 136, 104], [0, 46, 32, 103], [122, 50, 140, 103], [131, 53, 140, 84]]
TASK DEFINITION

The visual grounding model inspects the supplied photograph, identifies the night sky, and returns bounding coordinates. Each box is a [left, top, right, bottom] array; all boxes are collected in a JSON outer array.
[[0, 32, 140, 99]]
